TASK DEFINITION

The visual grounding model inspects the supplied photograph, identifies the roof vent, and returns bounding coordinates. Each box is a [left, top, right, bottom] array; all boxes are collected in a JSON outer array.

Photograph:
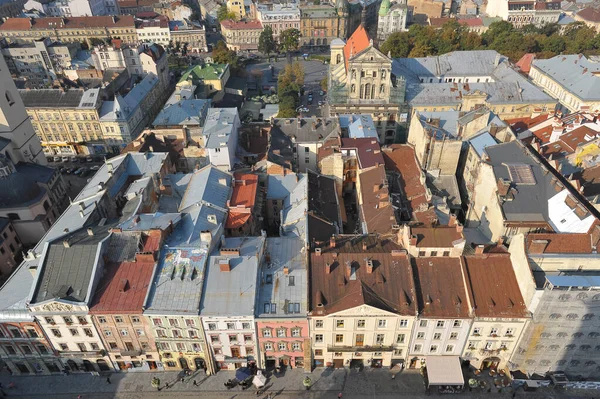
[[119, 279, 129, 292], [62, 240, 70, 248], [87, 228, 94, 236], [219, 258, 231, 272]]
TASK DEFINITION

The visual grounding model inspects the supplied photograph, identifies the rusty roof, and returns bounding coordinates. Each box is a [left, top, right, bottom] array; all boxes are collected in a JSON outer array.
[[462, 254, 529, 318], [309, 249, 417, 316], [358, 165, 396, 234], [526, 232, 594, 254], [410, 225, 463, 247], [89, 233, 160, 314], [314, 234, 403, 253], [0, 16, 135, 30], [382, 145, 437, 225], [340, 138, 383, 169], [412, 257, 470, 318], [506, 113, 550, 134], [230, 173, 258, 208], [220, 19, 263, 30], [516, 53, 536, 75]]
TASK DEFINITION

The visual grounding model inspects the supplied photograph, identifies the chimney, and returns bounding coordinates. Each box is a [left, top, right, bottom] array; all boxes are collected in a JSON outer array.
[[118, 279, 129, 292], [373, 183, 380, 193], [362, 241, 367, 251], [475, 244, 485, 255], [219, 258, 231, 272], [448, 213, 457, 227], [345, 261, 351, 279], [409, 234, 417, 246], [62, 240, 70, 248], [325, 262, 331, 274], [391, 250, 407, 257], [220, 248, 240, 256], [366, 259, 373, 274], [283, 266, 289, 275], [315, 248, 322, 256], [330, 236, 336, 249], [456, 223, 464, 233], [529, 239, 549, 254], [312, 122, 317, 131], [79, 210, 84, 218]]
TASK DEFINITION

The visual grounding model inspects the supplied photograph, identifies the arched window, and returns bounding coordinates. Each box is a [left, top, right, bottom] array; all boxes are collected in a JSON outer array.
[[336, 54, 342, 64], [380, 84, 385, 93], [351, 84, 355, 93], [5, 91, 14, 106], [364, 83, 371, 99], [381, 70, 386, 79]]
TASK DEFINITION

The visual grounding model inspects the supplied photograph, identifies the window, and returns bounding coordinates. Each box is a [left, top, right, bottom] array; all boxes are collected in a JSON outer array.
[[58, 344, 68, 351], [208, 323, 217, 331], [315, 349, 323, 356], [396, 334, 405, 344], [172, 330, 181, 338], [430, 251, 438, 257], [292, 328, 301, 337], [51, 329, 61, 338], [37, 345, 48, 354], [315, 320, 323, 329], [430, 345, 438, 353], [131, 316, 140, 324], [417, 332, 425, 339], [136, 329, 145, 337], [336, 320, 344, 328], [242, 322, 251, 330], [375, 334, 385, 344], [264, 342, 273, 351], [114, 316, 124, 323], [413, 344, 422, 352], [443, 251, 450, 257], [176, 343, 186, 351], [169, 319, 179, 327], [120, 329, 129, 336], [419, 320, 427, 327], [83, 328, 93, 337], [227, 323, 235, 330], [315, 334, 323, 343], [399, 319, 408, 327], [185, 319, 195, 327], [449, 332, 458, 340], [9, 328, 21, 338], [246, 346, 254, 355], [263, 329, 272, 338], [335, 334, 344, 343], [436, 320, 444, 328], [69, 328, 79, 336], [490, 328, 498, 336], [278, 342, 287, 351], [244, 334, 252, 342], [157, 330, 167, 338], [104, 330, 112, 337], [378, 320, 387, 328], [210, 335, 219, 343], [76, 343, 87, 352], [292, 342, 301, 351], [27, 329, 38, 338], [468, 341, 476, 349], [505, 328, 514, 337], [445, 345, 454, 353], [357, 320, 365, 328], [152, 318, 162, 326], [473, 328, 481, 336], [77, 316, 87, 325], [63, 316, 73, 324], [433, 333, 442, 340], [485, 342, 494, 350]]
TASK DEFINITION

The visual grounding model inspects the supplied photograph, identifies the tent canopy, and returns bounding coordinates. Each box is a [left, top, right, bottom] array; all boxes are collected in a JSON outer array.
[[425, 356, 464, 386]]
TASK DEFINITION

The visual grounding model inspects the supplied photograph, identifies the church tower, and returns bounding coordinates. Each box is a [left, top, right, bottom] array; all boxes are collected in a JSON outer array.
[[0, 56, 45, 164]]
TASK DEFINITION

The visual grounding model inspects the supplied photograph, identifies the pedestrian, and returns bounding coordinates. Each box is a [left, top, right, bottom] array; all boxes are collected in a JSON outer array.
[[193, 380, 198, 386], [78, 395, 83, 399], [180, 376, 185, 383], [338, 393, 343, 398], [106, 377, 111, 384]]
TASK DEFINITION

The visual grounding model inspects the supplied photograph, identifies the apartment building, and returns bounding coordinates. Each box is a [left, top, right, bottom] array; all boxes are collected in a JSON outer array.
[[256, 237, 309, 371], [20, 88, 105, 156], [24, 0, 118, 16], [220, 20, 262, 51], [202, 108, 240, 171], [407, 257, 472, 369], [89, 230, 164, 372], [169, 20, 208, 53], [0, 218, 22, 276], [226, 173, 260, 237], [485, 0, 561, 27], [0, 16, 137, 46], [300, 1, 350, 50], [377, 0, 410, 42], [0, 263, 62, 375], [400, 223, 466, 258], [1, 38, 77, 85], [201, 237, 265, 370], [257, 3, 300, 39], [309, 235, 418, 369], [135, 13, 170, 46]]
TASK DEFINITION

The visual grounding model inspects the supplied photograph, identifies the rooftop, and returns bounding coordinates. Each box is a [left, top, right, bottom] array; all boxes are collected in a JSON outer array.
[[31, 224, 113, 304], [532, 54, 600, 101], [179, 63, 228, 84], [412, 257, 470, 318], [526, 232, 596, 254], [463, 254, 529, 318], [89, 232, 160, 314], [226, 173, 258, 229], [0, 261, 36, 321], [308, 171, 341, 242], [358, 165, 396, 234], [18, 89, 98, 109], [257, 237, 307, 318], [343, 24, 371, 69], [220, 19, 263, 29], [203, 108, 239, 149], [340, 138, 384, 169], [0, 16, 135, 30], [267, 173, 308, 241], [152, 99, 212, 127], [201, 236, 264, 316], [271, 118, 340, 143], [409, 225, 464, 247], [309, 245, 417, 316]]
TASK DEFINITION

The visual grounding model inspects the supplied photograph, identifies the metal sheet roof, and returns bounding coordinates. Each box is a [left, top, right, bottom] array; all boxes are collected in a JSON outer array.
[[546, 274, 600, 288]]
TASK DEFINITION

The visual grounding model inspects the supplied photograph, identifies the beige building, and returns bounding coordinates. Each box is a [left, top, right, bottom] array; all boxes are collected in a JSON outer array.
[[300, 0, 350, 50], [0, 16, 137, 46], [21, 88, 106, 156], [220, 20, 262, 51], [399, 223, 466, 258], [309, 236, 417, 368], [227, 0, 246, 18], [169, 20, 208, 53]]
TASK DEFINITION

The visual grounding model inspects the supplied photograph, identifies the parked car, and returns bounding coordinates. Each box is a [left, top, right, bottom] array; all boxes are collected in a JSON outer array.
[[61, 156, 69, 162], [66, 167, 77, 174], [319, 90, 325, 96], [307, 97, 313, 105], [90, 165, 100, 171], [70, 156, 78, 162], [85, 156, 93, 162], [53, 156, 61, 162], [80, 168, 92, 177]]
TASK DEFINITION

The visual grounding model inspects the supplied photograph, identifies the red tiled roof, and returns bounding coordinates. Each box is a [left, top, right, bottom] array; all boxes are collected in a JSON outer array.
[[0, 18, 33, 30], [577, 7, 600, 23], [383, 145, 437, 225], [463, 254, 529, 318], [309, 247, 417, 316], [526, 233, 593, 253], [343, 24, 370, 69], [220, 19, 263, 30], [358, 165, 396, 234], [506, 113, 550, 135], [459, 17, 483, 27], [428, 17, 451, 27], [413, 257, 470, 318], [226, 212, 252, 229], [230, 173, 258, 207], [340, 138, 383, 169], [516, 53, 536, 74], [410, 225, 464, 248]]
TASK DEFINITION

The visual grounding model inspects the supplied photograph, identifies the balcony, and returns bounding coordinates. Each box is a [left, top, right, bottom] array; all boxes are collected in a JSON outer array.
[[327, 345, 394, 353]]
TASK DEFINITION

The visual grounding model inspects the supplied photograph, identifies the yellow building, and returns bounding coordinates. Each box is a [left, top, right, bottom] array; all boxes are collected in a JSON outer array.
[[300, 1, 350, 49], [227, 0, 246, 18], [0, 16, 137, 46], [220, 20, 262, 51], [20, 88, 107, 156]]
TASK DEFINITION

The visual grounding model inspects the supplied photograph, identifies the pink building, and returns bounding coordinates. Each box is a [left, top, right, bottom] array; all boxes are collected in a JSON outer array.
[[255, 237, 310, 371]]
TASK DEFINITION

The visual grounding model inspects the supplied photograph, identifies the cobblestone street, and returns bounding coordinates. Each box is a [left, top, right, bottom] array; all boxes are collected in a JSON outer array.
[[0, 368, 596, 398]]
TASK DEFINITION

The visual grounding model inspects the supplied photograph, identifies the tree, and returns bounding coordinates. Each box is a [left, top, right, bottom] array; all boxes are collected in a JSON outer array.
[[380, 32, 411, 58], [212, 40, 238, 68], [320, 77, 328, 92], [258, 26, 276, 56], [279, 28, 301, 56], [217, 5, 236, 22]]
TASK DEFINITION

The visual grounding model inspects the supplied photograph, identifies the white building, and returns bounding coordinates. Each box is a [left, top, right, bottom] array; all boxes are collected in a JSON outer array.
[[135, 15, 170, 46], [376, 0, 410, 42], [256, 3, 300, 39], [24, 0, 117, 16], [485, 0, 561, 27], [201, 237, 264, 370], [202, 108, 240, 171]]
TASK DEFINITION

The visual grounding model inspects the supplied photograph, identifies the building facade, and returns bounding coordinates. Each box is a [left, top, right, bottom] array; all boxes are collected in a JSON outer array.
[[257, 4, 300, 40], [300, 0, 349, 50], [220, 20, 262, 51], [376, 0, 410, 43]]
